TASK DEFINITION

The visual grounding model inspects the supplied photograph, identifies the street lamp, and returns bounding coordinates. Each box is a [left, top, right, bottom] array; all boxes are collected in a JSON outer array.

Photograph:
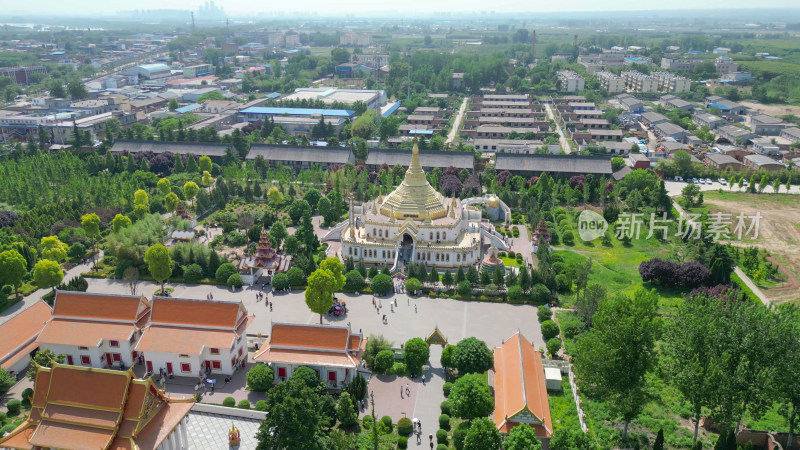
[[370, 390, 378, 450]]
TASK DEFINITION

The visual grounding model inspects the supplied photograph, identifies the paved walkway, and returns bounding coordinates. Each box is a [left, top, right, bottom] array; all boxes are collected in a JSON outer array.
[[544, 103, 571, 153], [446, 97, 469, 145]]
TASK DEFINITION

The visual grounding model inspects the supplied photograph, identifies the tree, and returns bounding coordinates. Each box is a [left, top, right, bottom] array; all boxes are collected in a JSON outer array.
[[40, 236, 68, 262], [549, 425, 595, 450], [0, 367, 14, 396], [145, 244, 172, 295], [216, 263, 238, 284], [26, 349, 65, 380], [441, 345, 456, 371], [67, 80, 89, 100], [133, 189, 150, 219], [574, 289, 658, 442], [33, 259, 63, 294], [247, 364, 275, 391], [183, 181, 199, 206], [452, 337, 493, 375], [336, 391, 358, 428], [0, 250, 26, 299], [123, 266, 140, 295], [81, 213, 101, 254], [304, 189, 322, 209], [576, 283, 606, 328], [267, 186, 284, 206], [774, 304, 800, 450], [653, 429, 665, 450], [269, 221, 288, 248], [547, 337, 562, 357], [682, 183, 700, 208], [405, 277, 422, 293], [201, 170, 214, 187], [370, 273, 393, 295], [256, 372, 329, 449], [157, 178, 171, 196], [457, 280, 472, 296], [541, 321, 559, 340], [199, 155, 213, 173], [403, 338, 430, 376], [306, 268, 337, 324], [111, 214, 132, 233], [373, 350, 395, 374], [168, 98, 179, 111], [463, 417, 501, 450], [288, 199, 312, 224], [165, 192, 179, 212], [442, 271, 454, 289], [449, 373, 494, 422], [504, 424, 543, 450], [344, 270, 365, 291]]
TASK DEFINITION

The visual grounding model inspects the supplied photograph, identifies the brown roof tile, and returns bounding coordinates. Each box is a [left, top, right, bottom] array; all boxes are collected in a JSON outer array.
[[254, 348, 358, 368], [135, 325, 236, 355], [46, 365, 131, 410], [41, 403, 121, 429], [37, 318, 135, 347], [0, 302, 51, 368], [53, 291, 150, 322], [269, 323, 350, 350], [150, 297, 246, 328], [28, 421, 116, 449]]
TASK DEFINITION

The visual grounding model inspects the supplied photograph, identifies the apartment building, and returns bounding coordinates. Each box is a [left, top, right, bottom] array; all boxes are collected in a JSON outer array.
[[621, 71, 658, 93], [750, 114, 789, 136], [557, 70, 586, 93], [715, 56, 739, 74], [660, 56, 699, 73], [652, 72, 692, 93], [596, 71, 626, 93]]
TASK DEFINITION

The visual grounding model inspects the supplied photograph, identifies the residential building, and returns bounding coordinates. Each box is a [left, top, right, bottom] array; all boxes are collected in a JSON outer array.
[[752, 137, 780, 156], [629, 153, 651, 169], [715, 144, 750, 160], [365, 148, 473, 172], [0, 363, 194, 450], [577, 52, 625, 72], [354, 53, 390, 68], [640, 111, 670, 126], [183, 64, 214, 78], [283, 88, 387, 111], [744, 154, 786, 171], [494, 154, 612, 177], [660, 95, 694, 111], [451, 73, 465, 90], [750, 114, 789, 135], [596, 71, 626, 93], [267, 32, 285, 47], [704, 96, 749, 115], [0, 301, 51, 377], [694, 112, 726, 130], [653, 122, 690, 141], [556, 70, 585, 93], [472, 139, 548, 154], [284, 33, 301, 48], [705, 153, 745, 171], [658, 141, 691, 154], [492, 332, 553, 443], [621, 71, 658, 93], [660, 56, 700, 73], [0, 65, 47, 85], [780, 127, 800, 144], [652, 72, 692, 93], [616, 94, 645, 113], [247, 144, 355, 171], [135, 297, 252, 377], [340, 32, 373, 47], [715, 56, 739, 74], [36, 292, 152, 370], [254, 323, 366, 389], [717, 124, 756, 145]]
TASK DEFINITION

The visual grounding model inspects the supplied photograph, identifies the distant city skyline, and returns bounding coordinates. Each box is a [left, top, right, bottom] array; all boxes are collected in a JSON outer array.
[[3, 0, 800, 17]]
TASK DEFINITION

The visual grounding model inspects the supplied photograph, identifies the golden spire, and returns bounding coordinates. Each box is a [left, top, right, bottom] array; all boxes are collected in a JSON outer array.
[[379, 140, 447, 220]]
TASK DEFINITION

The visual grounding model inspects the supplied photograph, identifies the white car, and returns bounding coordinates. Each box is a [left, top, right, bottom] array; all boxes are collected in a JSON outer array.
[[719, 178, 727, 185], [742, 180, 750, 187], [675, 176, 684, 182], [691, 178, 699, 184]]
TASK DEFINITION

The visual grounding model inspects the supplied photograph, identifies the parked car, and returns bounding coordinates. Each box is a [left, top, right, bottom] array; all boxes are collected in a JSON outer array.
[[743, 180, 750, 187], [691, 178, 699, 184], [675, 176, 684, 182], [719, 178, 727, 185]]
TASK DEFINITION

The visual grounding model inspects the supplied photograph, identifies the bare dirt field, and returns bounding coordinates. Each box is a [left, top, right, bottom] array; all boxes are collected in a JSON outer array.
[[703, 192, 800, 304], [740, 102, 800, 117]]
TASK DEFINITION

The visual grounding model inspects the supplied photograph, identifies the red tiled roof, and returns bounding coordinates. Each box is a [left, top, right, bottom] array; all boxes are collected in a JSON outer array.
[[493, 333, 553, 437], [0, 301, 51, 369], [254, 348, 358, 368], [28, 421, 116, 449], [53, 291, 150, 322], [150, 297, 246, 329], [135, 325, 236, 355], [37, 318, 135, 347], [269, 323, 350, 350]]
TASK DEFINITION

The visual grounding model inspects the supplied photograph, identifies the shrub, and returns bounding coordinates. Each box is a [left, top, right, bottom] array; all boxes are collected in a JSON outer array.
[[362, 414, 374, 427], [246, 364, 274, 391], [344, 270, 365, 291], [397, 417, 414, 436], [443, 382, 453, 397], [21, 388, 33, 402], [370, 273, 393, 295], [405, 277, 422, 293], [215, 263, 238, 283], [373, 349, 395, 374], [530, 283, 551, 303], [507, 284, 525, 301], [237, 400, 251, 409], [555, 274, 571, 293], [547, 337, 562, 357], [381, 415, 393, 431], [6, 399, 21, 416], [271, 272, 289, 290], [222, 397, 236, 407], [255, 400, 268, 411], [562, 230, 575, 245], [538, 305, 552, 322], [452, 337, 494, 375], [541, 320, 559, 340], [286, 266, 309, 286], [439, 414, 451, 430], [440, 400, 452, 415], [437, 429, 449, 443], [227, 273, 243, 288], [398, 436, 408, 449], [456, 280, 472, 296], [68, 242, 86, 259], [183, 263, 204, 282], [224, 231, 247, 246], [437, 444, 448, 450], [0, 424, 17, 435], [0, 411, 5, 424], [453, 422, 471, 450], [560, 313, 585, 339]]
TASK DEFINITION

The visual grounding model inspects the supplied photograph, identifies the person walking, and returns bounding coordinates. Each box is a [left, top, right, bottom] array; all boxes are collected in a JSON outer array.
[[400, 385, 404, 398]]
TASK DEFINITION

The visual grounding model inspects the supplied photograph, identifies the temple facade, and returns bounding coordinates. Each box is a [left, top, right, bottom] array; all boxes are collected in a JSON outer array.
[[336, 141, 501, 272]]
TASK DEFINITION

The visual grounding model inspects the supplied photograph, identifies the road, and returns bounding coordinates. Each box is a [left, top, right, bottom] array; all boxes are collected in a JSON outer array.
[[446, 97, 469, 145], [544, 103, 571, 153]]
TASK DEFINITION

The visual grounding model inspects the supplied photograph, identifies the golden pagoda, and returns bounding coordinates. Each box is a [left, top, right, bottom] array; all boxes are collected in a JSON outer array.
[[379, 139, 448, 221]]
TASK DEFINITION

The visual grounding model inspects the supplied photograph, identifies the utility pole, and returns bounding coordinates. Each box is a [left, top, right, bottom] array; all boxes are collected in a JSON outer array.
[[370, 391, 378, 450]]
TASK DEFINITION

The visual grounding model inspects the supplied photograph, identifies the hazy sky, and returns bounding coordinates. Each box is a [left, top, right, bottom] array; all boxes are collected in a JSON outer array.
[[5, 0, 800, 16]]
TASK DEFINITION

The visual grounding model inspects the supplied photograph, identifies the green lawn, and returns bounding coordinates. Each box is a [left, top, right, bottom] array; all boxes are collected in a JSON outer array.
[[549, 376, 582, 432]]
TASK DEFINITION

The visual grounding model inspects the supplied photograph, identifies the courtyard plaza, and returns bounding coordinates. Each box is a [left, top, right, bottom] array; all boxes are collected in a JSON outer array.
[[80, 277, 545, 447]]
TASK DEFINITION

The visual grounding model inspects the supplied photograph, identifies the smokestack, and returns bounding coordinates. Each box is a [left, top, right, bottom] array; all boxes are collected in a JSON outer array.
[[531, 30, 536, 57], [574, 34, 578, 47]]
